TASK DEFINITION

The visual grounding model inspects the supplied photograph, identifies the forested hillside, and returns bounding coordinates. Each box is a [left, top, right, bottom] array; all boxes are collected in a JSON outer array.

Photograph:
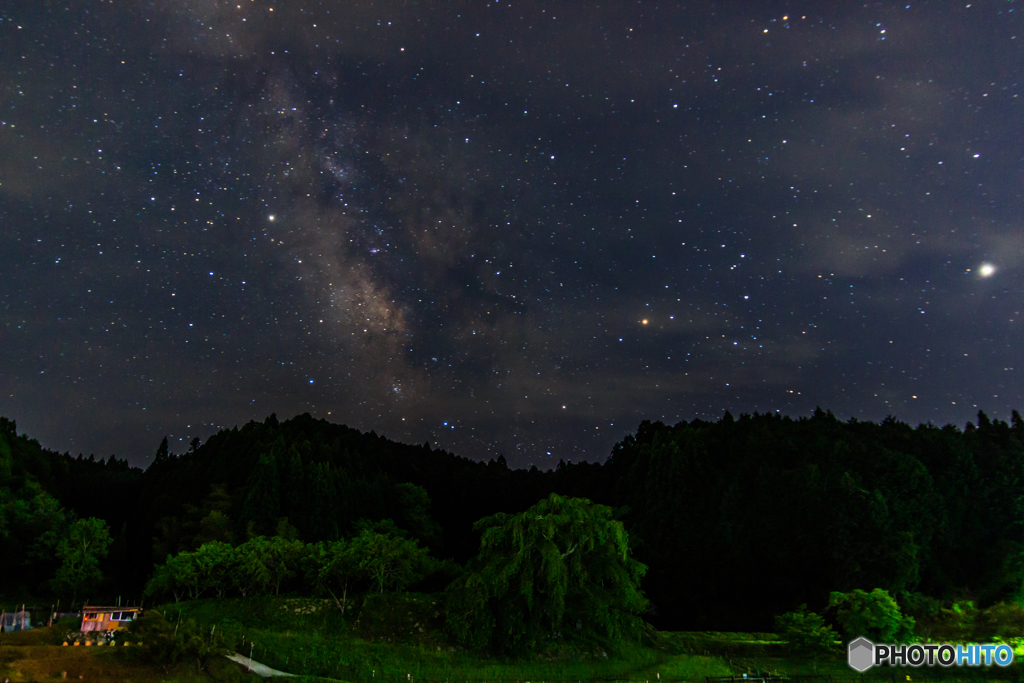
[[3, 409, 1023, 631]]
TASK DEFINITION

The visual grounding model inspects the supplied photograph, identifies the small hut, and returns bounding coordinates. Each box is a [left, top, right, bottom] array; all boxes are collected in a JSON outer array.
[[80, 606, 142, 632], [0, 610, 31, 632]]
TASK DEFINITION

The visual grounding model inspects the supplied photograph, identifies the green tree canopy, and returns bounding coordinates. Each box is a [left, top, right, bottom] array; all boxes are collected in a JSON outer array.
[[234, 535, 304, 596], [145, 554, 187, 603], [394, 483, 443, 549], [195, 541, 236, 597], [445, 493, 649, 654], [349, 527, 434, 593], [305, 538, 358, 612], [829, 588, 915, 642], [48, 517, 113, 602], [145, 542, 249, 602]]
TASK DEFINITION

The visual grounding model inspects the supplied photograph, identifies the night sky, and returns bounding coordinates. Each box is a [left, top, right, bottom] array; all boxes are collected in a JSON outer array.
[[2, 1, 1022, 468]]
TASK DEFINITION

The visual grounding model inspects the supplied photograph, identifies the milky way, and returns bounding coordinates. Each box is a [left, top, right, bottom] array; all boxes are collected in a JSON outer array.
[[1, 1, 1021, 467]]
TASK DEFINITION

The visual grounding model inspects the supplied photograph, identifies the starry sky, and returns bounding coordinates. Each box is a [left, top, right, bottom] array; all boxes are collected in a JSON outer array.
[[2, 1, 1022, 468]]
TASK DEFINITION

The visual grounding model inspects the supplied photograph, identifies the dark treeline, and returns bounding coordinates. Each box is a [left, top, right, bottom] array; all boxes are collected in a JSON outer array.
[[2, 409, 1023, 631]]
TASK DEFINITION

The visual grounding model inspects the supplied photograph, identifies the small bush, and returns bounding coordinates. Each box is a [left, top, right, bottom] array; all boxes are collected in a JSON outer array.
[[923, 600, 978, 642], [975, 601, 1024, 639], [127, 609, 229, 673], [774, 605, 837, 655]]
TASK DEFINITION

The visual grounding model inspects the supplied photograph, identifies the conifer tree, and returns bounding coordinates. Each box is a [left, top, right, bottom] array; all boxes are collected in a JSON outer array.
[[242, 450, 281, 536]]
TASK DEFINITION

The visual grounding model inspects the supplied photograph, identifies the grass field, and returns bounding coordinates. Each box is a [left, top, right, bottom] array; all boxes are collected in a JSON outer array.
[[5, 594, 1024, 683], [0, 618, 265, 682], [0, 635, 260, 682], [162, 593, 737, 682]]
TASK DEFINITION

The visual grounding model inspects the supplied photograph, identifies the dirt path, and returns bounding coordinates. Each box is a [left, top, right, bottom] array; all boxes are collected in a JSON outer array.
[[226, 652, 296, 678]]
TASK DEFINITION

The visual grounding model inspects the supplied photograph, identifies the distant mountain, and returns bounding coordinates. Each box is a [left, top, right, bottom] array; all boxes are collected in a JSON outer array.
[[4, 409, 1023, 631]]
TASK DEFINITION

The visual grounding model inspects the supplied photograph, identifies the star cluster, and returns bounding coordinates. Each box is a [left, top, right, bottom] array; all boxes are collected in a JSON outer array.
[[1, 1, 1021, 467]]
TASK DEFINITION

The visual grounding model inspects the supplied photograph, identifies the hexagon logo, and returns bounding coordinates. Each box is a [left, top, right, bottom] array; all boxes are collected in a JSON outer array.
[[848, 637, 875, 672]]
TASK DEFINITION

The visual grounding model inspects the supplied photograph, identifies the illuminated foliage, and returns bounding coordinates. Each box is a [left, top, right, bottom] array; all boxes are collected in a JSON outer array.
[[446, 493, 648, 654]]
